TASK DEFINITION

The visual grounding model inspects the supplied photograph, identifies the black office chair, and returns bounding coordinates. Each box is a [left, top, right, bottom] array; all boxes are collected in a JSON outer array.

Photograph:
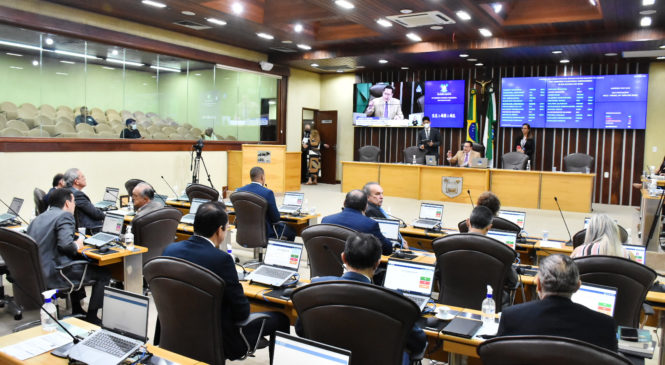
[[432, 233, 516, 311], [458, 217, 521, 234], [564, 153, 594, 173], [403, 146, 426, 164], [292, 280, 423, 365], [573, 255, 657, 328], [33, 188, 47, 216], [186, 183, 220, 201], [301, 224, 357, 278], [358, 145, 381, 162], [144, 256, 269, 365], [501, 152, 529, 170], [0, 255, 21, 320], [230, 191, 277, 262], [477, 335, 632, 365], [131, 207, 182, 266], [472, 143, 486, 158], [124, 178, 145, 196]]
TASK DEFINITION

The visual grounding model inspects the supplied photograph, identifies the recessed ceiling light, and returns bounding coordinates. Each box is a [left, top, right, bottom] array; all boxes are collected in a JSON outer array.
[[181, 10, 195, 16], [45, 37, 54, 45], [141, 0, 166, 8], [32, 60, 39, 66], [378, 59, 388, 64], [400, 9, 413, 14], [560, 59, 570, 63], [660, 45, 665, 49], [467, 58, 477, 61], [640, 16, 652, 26], [207, 18, 227, 26], [54, 50, 99, 60], [406, 33, 422, 42], [111, 49, 119, 56], [335, 0, 355, 9], [337, 70, 344, 73], [459, 53, 469, 58], [640, 10, 656, 14], [310, 63, 319, 67], [6, 52, 23, 57], [356, 65, 365, 69], [643, 0, 655, 5], [294, 23, 303, 32], [297, 44, 312, 50], [150, 65, 181, 73], [551, 50, 563, 54], [456, 10, 471, 21], [604, 52, 618, 56], [282, 40, 293, 44], [0, 40, 42, 51], [589, 0, 597, 5], [376, 19, 392, 27], [492, 3, 503, 13], [657, 56, 665, 59], [231, 2, 244, 14], [430, 25, 443, 30], [479, 28, 492, 37], [102, 66, 115, 70], [257, 32, 274, 40], [59, 60, 75, 64], [475, 63, 484, 66], [401, 66, 409, 70], [55, 72, 68, 76], [195, 73, 201, 76], [106, 58, 145, 67], [9, 66, 23, 70]]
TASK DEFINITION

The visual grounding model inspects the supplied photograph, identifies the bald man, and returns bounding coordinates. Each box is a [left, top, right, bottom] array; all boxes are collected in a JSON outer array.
[[132, 182, 162, 219]]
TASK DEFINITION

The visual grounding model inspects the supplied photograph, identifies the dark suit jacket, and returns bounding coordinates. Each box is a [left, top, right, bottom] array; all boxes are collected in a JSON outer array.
[[514, 137, 535, 163], [70, 188, 105, 229], [163, 235, 250, 360], [134, 200, 163, 219], [417, 128, 441, 156], [236, 182, 280, 235], [497, 295, 618, 351], [364, 203, 387, 219], [26, 207, 81, 288], [321, 208, 393, 255]]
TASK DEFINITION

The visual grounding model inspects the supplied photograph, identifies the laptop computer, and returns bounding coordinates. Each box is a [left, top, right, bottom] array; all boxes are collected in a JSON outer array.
[[94, 187, 120, 209], [498, 210, 526, 230], [375, 218, 401, 247], [383, 259, 435, 311], [247, 239, 304, 287], [571, 282, 618, 317], [412, 203, 444, 230], [67, 287, 149, 365], [425, 155, 437, 166], [84, 213, 125, 247], [472, 157, 489, 168], [623, 244, 647, 265], [0, 197, 23, 223], [584, 217, 591, 229], [486, 229, 518, 250], [278, 192, 304, 215], [273, 332, 351, 365], [180, 198, 209, 225]]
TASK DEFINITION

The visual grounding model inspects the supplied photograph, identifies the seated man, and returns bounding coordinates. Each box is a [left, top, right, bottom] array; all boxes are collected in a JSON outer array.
[[132, 182, 162, 219], [321, 189, 393, 255], [64, 168, 105, 231], [236, 166, 295, 241], [297, 233, 426, 365], [74, 106, 98, 126], [119, 118, 142, 139], [446, 141, 481, 167], [43, 172, 65, 206], [363, 182, 408, 249], [163, 201, 290, 360], [27, 188, 110, 324], [497, 254, 617, 351], [202, 127, 219, 141]]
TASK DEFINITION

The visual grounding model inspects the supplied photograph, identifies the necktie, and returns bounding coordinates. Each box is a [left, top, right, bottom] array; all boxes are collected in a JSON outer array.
[[463, 153, 469, 166], [384, 100, 389, 118], [425, 129, 429, 139]]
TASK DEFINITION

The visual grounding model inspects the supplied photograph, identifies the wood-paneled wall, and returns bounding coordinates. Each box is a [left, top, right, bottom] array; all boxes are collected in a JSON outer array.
[[355, 62, 648, 206]]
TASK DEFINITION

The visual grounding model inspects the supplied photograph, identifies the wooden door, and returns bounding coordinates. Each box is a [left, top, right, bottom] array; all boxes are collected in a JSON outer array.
[[315, 110, 338, 184]]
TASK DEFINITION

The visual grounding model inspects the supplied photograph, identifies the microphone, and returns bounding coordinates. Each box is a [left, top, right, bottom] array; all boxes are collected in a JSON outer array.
[[467, 190, 474, 208], [161, 176, 179, 200], [0, 198, 29, 225], [387, 214, 407, 228], [553, 197, 572, 243], [322, 244, 344, 269]]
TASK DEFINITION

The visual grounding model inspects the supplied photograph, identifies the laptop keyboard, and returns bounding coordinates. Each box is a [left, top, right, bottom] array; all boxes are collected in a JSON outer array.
[[83, 332, 137, 357], [414, 219, 438, 227], [255, 266, 292, 280], [93, 233, 116, 242], [403, 293, 428, 309]]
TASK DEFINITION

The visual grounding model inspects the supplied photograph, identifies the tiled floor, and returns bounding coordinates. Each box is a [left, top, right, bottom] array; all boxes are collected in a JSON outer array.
[[0, 182, 660, 364]]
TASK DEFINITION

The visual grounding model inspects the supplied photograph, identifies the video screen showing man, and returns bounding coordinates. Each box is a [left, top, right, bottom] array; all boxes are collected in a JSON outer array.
[[364, 85, 404, 120]]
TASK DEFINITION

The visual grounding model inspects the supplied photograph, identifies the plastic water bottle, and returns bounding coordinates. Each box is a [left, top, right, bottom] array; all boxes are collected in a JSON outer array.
[[227, 243, 237, 263], [128, 197, 134, 212], [124, 226, 134, 251], [526, 160, 531, 171], [481, 285, 495, 326], [41, 290, 58, 332], [412, 155, 417, 164]]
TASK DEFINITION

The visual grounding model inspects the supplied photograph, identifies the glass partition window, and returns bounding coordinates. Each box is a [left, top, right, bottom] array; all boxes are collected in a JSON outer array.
[[0, 23, 280, 141]]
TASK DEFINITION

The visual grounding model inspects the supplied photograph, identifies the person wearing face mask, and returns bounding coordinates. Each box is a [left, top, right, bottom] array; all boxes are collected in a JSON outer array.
[[417, 116, 441, 162], [120, 118, 142, 139]]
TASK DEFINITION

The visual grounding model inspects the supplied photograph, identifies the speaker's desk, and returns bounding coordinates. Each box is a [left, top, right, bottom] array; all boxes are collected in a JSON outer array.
[[77, 244, 146, 294]]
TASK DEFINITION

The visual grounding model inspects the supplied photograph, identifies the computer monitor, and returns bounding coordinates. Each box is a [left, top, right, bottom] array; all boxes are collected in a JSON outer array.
[[498, 210, 526, 229], [383, 260, 435, 297], [419, 203, 443, 221], [264, 240, 303, 270], [623, 244, 646, 265], [189, 198, 209, 214], [375, 218, 400, 240], [102, 187, 120, 202], [571, 282, 617, 317], [486, 229, 517, 250], [283, 192, 304, 206], [273, 332, 351, 365]]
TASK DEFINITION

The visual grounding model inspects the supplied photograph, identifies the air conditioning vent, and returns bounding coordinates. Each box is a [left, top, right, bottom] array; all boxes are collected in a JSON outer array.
[[386, 11, 455, 28], [316, 65, 354, 71], [173, 20, 212, 30], [269, 47, 298, 53]]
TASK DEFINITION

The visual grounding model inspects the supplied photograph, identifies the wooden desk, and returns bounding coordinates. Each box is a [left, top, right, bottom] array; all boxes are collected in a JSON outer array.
[[78, 245, 146, 294], [0, 318, 202, 364], [540, 171, 595, 212], [341, 161, 380, 192], [533, 239, 573, 263], [490, 170, 541, 209]]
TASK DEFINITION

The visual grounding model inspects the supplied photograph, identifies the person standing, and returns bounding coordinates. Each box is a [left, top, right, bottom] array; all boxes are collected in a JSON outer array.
[[515, 123, 535, 164], [417, 116, 441, 162], [303, 128, 328, 185]]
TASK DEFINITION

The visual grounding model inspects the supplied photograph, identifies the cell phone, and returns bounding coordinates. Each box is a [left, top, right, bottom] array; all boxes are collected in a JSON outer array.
[[619, 327, 639, 341]]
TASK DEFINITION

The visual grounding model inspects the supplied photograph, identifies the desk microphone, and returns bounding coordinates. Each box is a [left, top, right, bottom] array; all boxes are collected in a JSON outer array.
[[161, 176, 179, 199], [387, 214, 407, 228], [0, 198, 29, 225], [322, 244, 344, 270], [467, 190, 474, 208], [553, 197, 572, 243]]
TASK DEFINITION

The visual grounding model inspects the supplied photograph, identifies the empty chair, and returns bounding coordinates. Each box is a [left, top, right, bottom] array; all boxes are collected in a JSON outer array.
[[55, 115, 73, 125], [403, 146, 426, 164], [94, 124, 113, 133], [477, 335, 631, 365], [33, 188, 47, 215], [54, 121, 75, 134], [573, 255, 656, 328], [190, 127, 203, 136], [39, 104, 56, 115], [0, 102, 18, 120], [77, 130, 95, 138], [183, 122, 193, 129], [19, 103, 37, 113], [186, 183, 220, 201], [0, 127, 26, 137], [162, 126, 177, 135], [473, 143, 486, 158], [35, 115, 55, 126], [6, 120, 29, 132], [502, 151, 529, 170], [75, 123, 95, 133], [358, 145, 381, 162], [97, 131, 117, 139], [225, 135, 237, 141], [168, 133, 184, 140], [151, 132, 167, 140], [147, 125, 161, 135], [27, 128, 51, 137], [176, 126, 188, 134], [564, 153, 594, 173], [301, 224, 356, 278], [132, 208, 182, 265], [133, 110, 146, 120], [458, 217, 521, 233]]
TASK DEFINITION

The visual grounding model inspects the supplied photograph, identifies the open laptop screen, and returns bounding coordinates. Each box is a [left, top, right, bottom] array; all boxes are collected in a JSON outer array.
[[420, 203, 443, 221], [7, 197, 23, 214], [571, 282, 617, 317], [103, 187, 120, 202], [498, 210, 526, 229], [487, 229, 517, 250], [273, 332, 350, 365], [623, 244, 646, 265], [283, 192, 304, 206], [102, 287, 149, 341], [384, 260, 435, 296], [584, 217, 591, 229], [101, 213, 124, 235], [189, 198, 209, 214], [376, 219, 400, 240], [264, 240, 303, 270]]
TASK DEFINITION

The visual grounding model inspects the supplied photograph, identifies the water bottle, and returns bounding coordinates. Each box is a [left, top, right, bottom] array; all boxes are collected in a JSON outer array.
[[526, 160, 531, 171], [41, 290, 58, 332], [412, 155, 417, 164], [124, 225, 134, 251], [128, 197, 134, 211], [481, 285, 495, 327], [626, 228, 632, 245], [227, 243, 237, 263]]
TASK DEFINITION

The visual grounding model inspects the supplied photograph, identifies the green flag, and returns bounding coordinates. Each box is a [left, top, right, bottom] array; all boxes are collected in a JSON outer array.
[[483, 88, 496, 164]]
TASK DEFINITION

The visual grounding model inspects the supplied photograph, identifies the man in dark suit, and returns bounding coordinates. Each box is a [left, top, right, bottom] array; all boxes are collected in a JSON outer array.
[[163, 201, 290, 361], [26, 188, 110, 324], [63, 168, 105, 232], [362, 182, 408, 249], [296, 233, 426, 365], [43, 173, 65, 206], [417, 117, 441, 161], [497, 254, 617, 351], [321, 189, 393, 255], [236, 166, 295, 241]]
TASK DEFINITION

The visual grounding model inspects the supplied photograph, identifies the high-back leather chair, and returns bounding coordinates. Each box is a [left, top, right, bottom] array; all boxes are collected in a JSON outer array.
[[230, 191, 270, 257], [186, 183, 220, 201], [403, 146, 426, 164], [124, 178, 145, 196], [477, 335, 632, 365], [131, 208, 182, 265], [501, 152, 529, 170], [358, 145, 381, 162], [33, 188, 47, 216], [458, 217, 521, 234], [564, 153, 594, 173], [432, 233, 516, 311], [292, 280, 421, 365], [301, 224, 357, 278], [573, 227, 629, 249], [573, 255, 656, 328], [472, 143, 486, 158]]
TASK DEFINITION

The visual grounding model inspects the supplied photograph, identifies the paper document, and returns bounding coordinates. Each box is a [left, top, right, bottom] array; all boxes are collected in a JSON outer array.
[[0, 331, 72, 360], [539, 240, 563, 249]]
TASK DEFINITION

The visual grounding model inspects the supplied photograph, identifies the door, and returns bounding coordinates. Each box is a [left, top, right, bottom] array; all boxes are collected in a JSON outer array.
[[315, 110, 338, 184]]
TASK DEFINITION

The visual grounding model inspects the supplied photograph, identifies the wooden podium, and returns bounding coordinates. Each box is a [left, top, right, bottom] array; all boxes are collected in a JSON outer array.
[[228, 144, 300, 193]]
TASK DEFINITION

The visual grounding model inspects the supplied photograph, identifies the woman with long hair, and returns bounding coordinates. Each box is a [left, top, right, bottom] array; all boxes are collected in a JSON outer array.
[[515, 123, 535, 165], [571, 214, 633, 259]]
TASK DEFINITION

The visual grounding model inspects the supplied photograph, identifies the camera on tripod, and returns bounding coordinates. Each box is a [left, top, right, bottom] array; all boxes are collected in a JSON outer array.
[[193, 139, 204, 155]]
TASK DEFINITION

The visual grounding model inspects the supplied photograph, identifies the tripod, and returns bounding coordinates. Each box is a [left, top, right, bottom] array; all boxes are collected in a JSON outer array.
[[191, 140, 215, 189]]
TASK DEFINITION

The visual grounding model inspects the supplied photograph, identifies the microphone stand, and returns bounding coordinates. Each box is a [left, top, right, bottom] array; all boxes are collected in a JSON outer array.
[[553, 197, 573, 244]]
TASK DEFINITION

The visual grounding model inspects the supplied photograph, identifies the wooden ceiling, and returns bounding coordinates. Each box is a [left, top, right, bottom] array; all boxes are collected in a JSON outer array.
[[43, 0, 665, 72]]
